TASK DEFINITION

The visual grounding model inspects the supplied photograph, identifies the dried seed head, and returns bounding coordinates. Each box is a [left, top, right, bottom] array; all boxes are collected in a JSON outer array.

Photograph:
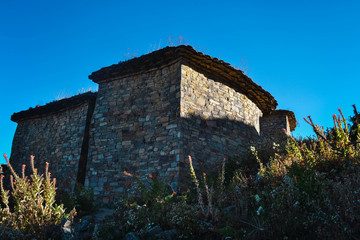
[[45, 162, 49, 180], [22, 164, 26, 179], [188, 155, 193, 165], [0, 175, 4, 190], [3, 154, 9, 164], [123, 171, 132, 177], [10, 175, 14, 191]]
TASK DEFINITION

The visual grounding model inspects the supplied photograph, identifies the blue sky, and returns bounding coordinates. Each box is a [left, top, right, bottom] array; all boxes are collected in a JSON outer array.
[[1, 0, 359, 164]]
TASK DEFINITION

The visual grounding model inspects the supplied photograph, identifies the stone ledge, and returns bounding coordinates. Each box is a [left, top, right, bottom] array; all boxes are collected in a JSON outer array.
[[11, 92, 97, 123], [263, 109, 296, 131], [89, 45, 277, 114]]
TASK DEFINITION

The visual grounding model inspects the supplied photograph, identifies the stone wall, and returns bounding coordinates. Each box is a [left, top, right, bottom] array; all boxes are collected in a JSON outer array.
[[260, 111, 291, 141], [8, 46, 296, 204], [180, 65, 263, 132], [258, 111, 292, 156], [86, 62, 182, 203], [10, 100, 94, 192], [85, 62, 269, 202], [178, 64, 263, 179]]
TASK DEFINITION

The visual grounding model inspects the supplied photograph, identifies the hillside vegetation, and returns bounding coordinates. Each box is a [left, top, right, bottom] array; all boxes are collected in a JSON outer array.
[[1, 106, 360, 239]]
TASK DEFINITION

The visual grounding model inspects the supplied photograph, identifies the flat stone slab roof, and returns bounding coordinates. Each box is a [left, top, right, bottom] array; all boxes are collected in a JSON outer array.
[[11, 92, 97, 122], [89, 45, 278, 114]]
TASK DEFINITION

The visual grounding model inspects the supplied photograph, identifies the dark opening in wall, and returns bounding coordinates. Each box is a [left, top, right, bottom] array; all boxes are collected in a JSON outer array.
[[76, 97, 97, 186]]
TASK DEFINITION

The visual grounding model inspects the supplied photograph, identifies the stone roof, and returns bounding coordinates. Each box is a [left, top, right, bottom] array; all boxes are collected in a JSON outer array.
[[89, 45, 278, 114], [272, 110, 297, 131], [11, 92, 97, 123]]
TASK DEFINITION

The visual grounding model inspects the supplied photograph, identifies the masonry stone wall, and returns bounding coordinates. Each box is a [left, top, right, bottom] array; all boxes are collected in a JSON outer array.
[[180, 65, 263, 131], [257, 112, 292, 157], [10, 102, 92, 191], [86, 62, 182, 203], [260, 112, 290, 141], [9, 46, 296, 204], [178, 64, 263, 178]]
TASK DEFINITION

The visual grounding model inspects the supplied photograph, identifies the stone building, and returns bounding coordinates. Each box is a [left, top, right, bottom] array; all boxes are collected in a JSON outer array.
[[10, 93, 97, 192], [10, 45, 296, 203]]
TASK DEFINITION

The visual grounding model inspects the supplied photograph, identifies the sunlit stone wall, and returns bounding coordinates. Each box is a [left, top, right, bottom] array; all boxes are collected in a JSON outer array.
[[178, 64, 263, 181]]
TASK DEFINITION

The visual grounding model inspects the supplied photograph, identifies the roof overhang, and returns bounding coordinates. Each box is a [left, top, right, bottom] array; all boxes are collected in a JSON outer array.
[[89, 45, 278, 114]]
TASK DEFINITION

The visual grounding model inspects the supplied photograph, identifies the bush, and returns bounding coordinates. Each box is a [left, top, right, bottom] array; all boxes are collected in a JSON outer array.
[[0, 155, 66, 240], [95, 171, 205, 239], [56, 182, 94, 217], [255, 107, 360, 239], [90, 106, 360, 239]]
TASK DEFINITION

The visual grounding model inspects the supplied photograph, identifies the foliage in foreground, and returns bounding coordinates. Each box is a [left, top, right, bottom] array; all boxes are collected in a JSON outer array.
[[96, 171, 205, 239], [2, 106, 359, 239], [97, 106, 360, 240], [255, 107, 360, 239], [56, 182, 95, 217], [0, 155, 66, 240]]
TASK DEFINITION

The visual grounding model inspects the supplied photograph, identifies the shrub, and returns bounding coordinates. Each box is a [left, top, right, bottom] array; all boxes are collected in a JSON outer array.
[[74, 182, 95, 217], [0, 154, 66, 240], [255, 107, 360, 239], [123, 171, 202, 235], [56, 182, 94, 217], [92, 106, 360, 239], [96, 171, 204, 239], [56, 189, 76, 213]]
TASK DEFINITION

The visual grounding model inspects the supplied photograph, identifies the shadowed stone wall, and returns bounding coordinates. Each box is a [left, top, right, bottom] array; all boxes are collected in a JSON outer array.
[[86, 62, 182, 203], [10, 95, 96, 192], [260, 110, 295, 144], [258, 110, 295, 157], [86, 62, 266, 202], [9, 46, 296, 204]]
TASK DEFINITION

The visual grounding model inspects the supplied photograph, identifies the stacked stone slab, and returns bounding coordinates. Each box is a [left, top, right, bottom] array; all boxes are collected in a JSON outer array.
[[9, 45, 296, 203], [86, 46, 295, 202], [10, 92, 97, 192], [261, 110, 296, 140]]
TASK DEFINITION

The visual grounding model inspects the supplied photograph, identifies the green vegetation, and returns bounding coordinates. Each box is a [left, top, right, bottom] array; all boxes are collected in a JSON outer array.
[[56, 182, 95, 217], [97, 106, 360, 239], [2, 106, 360, 239], [253, 107, 360, 239], [0, 155, 66, 240]]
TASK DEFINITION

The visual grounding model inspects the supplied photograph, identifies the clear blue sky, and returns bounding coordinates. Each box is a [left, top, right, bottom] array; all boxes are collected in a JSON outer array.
[[1, 0, 359, 164]]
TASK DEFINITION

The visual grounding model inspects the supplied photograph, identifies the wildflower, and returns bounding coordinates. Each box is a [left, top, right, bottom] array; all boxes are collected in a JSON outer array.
[[123, 170, 132, 177], [256, 206, 263, 215]]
